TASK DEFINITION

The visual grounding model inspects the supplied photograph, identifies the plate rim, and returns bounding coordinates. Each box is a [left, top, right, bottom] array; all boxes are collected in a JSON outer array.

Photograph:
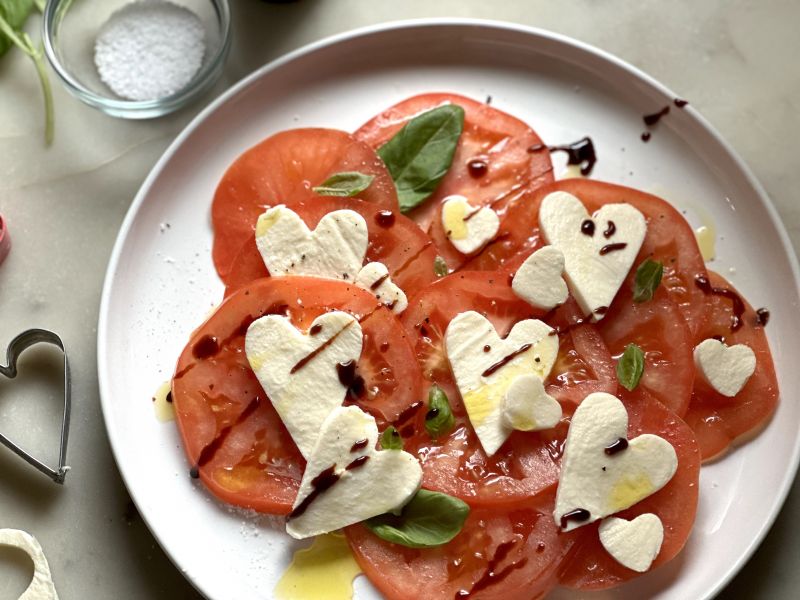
[[97, 17, 800, 600]]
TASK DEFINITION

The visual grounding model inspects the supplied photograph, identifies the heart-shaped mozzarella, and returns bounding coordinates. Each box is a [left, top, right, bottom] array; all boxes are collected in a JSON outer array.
[[693, 338, 756, 397], [445, 311, 559, 456], [599, 514, 664, 573], [539, 191, 646, 320], [355, 262, 408, 314], [441, 195, 499, 255], [554, 392, 677, 532], [286, 406, 422, 539], [255, 205, 368, 281], [245, 311, 362, 459], [0, 529, 59, 599], [502, 374, 562, 431], [511, 246, 569, 310]]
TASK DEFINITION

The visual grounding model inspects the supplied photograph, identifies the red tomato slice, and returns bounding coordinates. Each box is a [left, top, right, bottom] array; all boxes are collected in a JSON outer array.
[[558, 388, 701, 590], [171, 278, 422, 514], [355, 93, 553, 269], [346, 489, 569, 600], [221, 196, 439, 300], [683, 271, 778, 460], [211, 128, 398, 279]]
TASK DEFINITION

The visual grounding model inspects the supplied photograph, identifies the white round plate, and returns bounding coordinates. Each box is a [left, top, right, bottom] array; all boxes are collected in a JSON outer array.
[[98, 19, 800, 600]]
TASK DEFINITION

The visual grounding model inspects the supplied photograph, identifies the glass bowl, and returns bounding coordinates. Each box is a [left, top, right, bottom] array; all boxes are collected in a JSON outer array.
[[43, 0, 231, 119]]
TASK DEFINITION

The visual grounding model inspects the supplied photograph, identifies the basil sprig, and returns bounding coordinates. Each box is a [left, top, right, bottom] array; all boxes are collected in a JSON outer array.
[[312, 171, 374, 197], [433, 256, 448, 277], [425, 385, 455, 439], [632, 259, 663, 303], [617, 343, 645, 391], [380, 426, 403, 450], [364, 489, 469, 548], [377, 105, 465, 213]]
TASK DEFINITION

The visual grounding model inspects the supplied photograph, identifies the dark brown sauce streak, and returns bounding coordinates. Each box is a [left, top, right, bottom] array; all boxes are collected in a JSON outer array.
[[394, 401, 424, 426], [345, 455, 370, 471], [220, 303, 289, 347], [594, 306, 609, 315], [603, 220, 616, 238], [581, 219, 595, 236], [756, 308, 770, 327], [336, 360, 357, 387], [288, 465, 340, 519], [604, 437, 629, 455], [192, 335, 219, 359], [392, 240, 434, 279], [644, 105, 670, 126], [309, 323, 323, 335], [455, 540, 528, 598], [560, 508, 591, 529], [547, 137, 597, 176], [291, 321, 354, 374], [173, 362, 196, 380], [599, 242, 627, 255], [482, 343, 533, 377], [350, 438, 369, 453], [191, 397, 261, 477], [549, 315, 592, 336], [695, 275, 745, 332], [369, 272, 391, 290], [462, 206, 484, 222]]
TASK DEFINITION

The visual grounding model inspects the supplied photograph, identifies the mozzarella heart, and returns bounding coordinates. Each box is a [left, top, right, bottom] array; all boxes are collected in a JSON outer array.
[[445, 311, 559, 456], [245, 311, 362, 459], [441, 195, 499, 255], [355, 262, 408, 314], [502, 374, 562, 431], [255, 205, 368, 281], [539, 191, 646, 320], [511, 246, 569, 310], [0, 529, 59, 599], [599, 514, 664, 573], [693, 338, 756, 397], [286, 406, 422, 539], [554, 392, 677, 532]]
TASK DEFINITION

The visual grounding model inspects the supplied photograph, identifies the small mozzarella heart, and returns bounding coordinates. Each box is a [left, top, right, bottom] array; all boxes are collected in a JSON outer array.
[[355, 262, 408, 314], [441, 195, 499, 255], [445, 311, 559, 456], [286, 406, 422, 539], [245, 311, 363, 459], [255, 205, 368, 281], [511, 246, 569, 310], [502, 374, 562, 431], [599, 514, 664, 573], [693, 338, 756, 397], [539, 191, 646, 320], [554, 392, 677, 532]]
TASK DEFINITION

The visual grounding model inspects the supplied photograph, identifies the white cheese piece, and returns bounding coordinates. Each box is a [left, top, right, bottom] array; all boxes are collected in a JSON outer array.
[[255, 205, 368, 281], [502, 374, 562, 431], [599, 514, 664, 573], [538, 191, 646, 320], [511, 246, 569, 310], [554, 392, 677, 532], [445, 311, 559, 456], [355, 262, 408, 314], [245, 311, 362, 459], [441, 195, 499, 255], [0, 529, 60, 600], [693, 338, 756, 397], [286, 405, 422, 539]]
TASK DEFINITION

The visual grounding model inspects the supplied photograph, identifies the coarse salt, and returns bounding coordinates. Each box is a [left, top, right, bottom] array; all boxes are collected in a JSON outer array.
[[94, 0, 206, 101]]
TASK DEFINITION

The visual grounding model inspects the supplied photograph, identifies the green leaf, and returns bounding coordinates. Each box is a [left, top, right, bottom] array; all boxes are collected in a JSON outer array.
[[617, 343, 645, 391], [425, 385, 455, 440], [312, 171, 374, 197], [380, 426, 403, 450], [364, 489, 469, 548], [433, 256, 448, 277], [377, 105, 465, 213], [633, 259, 663, 303], [0, 0, 34, 57]]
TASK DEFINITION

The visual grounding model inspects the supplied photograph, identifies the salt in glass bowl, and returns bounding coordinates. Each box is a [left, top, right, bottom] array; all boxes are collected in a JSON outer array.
[[43, 0, 231, 119]]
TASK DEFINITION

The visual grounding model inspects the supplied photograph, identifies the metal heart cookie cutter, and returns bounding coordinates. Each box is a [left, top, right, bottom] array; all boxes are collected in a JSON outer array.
[[0, 329, 71, 484]]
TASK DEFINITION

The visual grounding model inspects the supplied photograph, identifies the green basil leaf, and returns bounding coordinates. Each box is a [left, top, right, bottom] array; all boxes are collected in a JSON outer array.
[[632, 259, 663, 303], [312, 171, 374, 197], [364, 489, 469, 548], [380, 426, 403, 450], [617, 343, 645, 391], [433, 256, 448, 277], [0, 0, 34, 57], [377, 105, 464, 213], [425, 385, 455, 440]]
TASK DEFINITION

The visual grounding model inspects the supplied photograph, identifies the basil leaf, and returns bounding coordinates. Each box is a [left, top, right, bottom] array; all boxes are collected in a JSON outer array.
[[312, 171, 374, 197], [377, 105, 464, 213], [364, 489, 469, 548], [380, 426, 403, 450], [0, 0, 34, 57], [433, 256, 448, 277], [425, 385, 455, 439], [633, 259, 663, 303], [617, 343, 645, 391]]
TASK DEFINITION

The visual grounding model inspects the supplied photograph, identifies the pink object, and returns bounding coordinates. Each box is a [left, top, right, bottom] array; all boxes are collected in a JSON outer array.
[[0, 214, 10, 266]]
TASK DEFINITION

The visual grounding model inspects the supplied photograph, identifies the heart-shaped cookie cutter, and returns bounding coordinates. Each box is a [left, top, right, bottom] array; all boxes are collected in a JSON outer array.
[[0, 329, 71, 484]]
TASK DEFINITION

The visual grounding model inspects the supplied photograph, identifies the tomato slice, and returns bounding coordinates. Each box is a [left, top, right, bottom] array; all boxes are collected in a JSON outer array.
[[211, 128, 398, 279], [355, 93, 553, 268], [221, 196, 439, 300], [171, 277, 422, 514], [346, 489, 568, 600], [558, 388, 701, 590], [683, 271, 778, 460]]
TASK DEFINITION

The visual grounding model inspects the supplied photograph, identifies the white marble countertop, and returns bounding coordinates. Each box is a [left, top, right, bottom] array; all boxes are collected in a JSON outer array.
[[1, 1, 798, 598]]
